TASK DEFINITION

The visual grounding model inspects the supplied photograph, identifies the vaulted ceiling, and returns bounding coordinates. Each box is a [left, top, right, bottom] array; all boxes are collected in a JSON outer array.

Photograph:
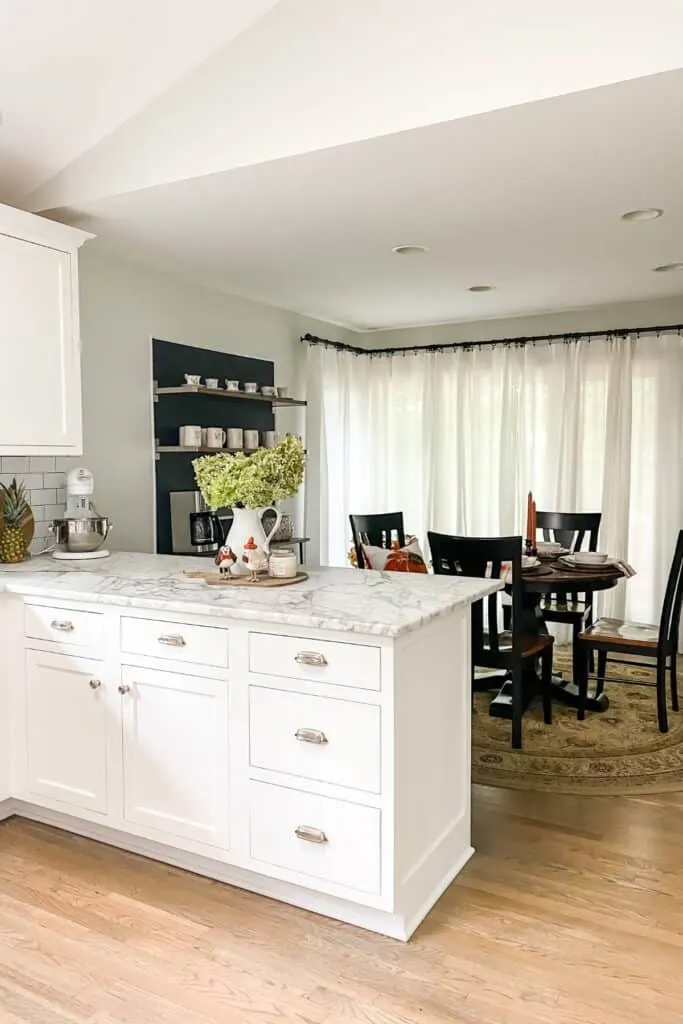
[[3, 0, 683, 329]]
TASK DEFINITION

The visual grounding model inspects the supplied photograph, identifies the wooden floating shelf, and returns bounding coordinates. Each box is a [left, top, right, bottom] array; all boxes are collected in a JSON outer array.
[[154, 385, 306, 407], [155, 446, 306, 457]]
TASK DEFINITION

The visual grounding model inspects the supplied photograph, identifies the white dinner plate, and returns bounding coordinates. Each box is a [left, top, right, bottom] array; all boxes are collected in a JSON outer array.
[[559, 554, 618, 570]]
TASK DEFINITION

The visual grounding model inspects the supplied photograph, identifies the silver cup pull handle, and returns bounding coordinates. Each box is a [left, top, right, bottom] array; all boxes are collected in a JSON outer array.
[[295, 727, 328, 745], [294, 825, 328, 844], [294, 651, 327, 667], [158, 634, 186, 647], [51, 619, 74, 632], [89, 679, 102, 690]]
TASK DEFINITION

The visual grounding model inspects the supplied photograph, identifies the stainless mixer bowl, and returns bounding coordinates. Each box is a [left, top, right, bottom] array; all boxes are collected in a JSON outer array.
[[50, 517, 112, 553]]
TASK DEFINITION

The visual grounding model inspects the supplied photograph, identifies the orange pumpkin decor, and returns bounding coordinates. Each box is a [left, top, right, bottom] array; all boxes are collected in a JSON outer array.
[[384, 547, 429, 573]]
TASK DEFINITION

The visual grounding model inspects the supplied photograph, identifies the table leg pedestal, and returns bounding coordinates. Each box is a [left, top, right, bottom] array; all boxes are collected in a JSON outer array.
[[488, 597, 610, 718]]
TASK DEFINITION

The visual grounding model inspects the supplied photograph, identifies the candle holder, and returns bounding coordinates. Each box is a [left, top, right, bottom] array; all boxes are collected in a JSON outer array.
[[525, 538, 537, 557]]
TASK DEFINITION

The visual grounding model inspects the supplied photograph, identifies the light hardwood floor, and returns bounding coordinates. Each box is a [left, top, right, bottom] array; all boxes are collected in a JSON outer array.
[[1, 785, 682, 1024]]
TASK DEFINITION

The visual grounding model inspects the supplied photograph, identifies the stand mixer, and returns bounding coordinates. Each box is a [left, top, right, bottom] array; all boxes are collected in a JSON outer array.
[[50, 468, 112, 560]]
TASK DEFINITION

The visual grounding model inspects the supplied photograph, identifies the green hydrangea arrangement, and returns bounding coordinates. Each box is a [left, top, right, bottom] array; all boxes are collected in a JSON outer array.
[[193, 434, 306, 510]]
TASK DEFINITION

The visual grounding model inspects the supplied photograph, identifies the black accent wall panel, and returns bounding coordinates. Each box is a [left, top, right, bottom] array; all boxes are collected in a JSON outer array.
[[152, 338, 275, 554]]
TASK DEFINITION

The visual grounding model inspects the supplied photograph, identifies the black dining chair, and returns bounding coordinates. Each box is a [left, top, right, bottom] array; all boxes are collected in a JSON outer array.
[[577, 529, 683, 732], [428, 531, 553, 749], [536, 511, 602, 673], [350, 512, 405, 569]]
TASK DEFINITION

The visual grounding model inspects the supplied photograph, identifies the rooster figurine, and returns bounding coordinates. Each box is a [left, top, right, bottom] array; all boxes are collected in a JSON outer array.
[[215, 544, 238, 576], [242, 535, 268, 580]]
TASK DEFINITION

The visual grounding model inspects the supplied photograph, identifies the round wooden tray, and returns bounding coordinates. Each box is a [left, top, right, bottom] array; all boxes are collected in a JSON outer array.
[[184, 569, 308, 588]]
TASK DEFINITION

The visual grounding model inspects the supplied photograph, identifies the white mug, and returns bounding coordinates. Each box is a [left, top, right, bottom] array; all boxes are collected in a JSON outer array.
[[225, 379, 240, 391], [262, 385, 277, 397], [203, 427, 226, 448], [244, 382, 259, 394], [184, 374, 201, 386], [227, 427, 243, 449], [205, 378, 219, 389], [244, 429, 259, 450], [179, 425, 202, 447], [263, 430, 278, 448]]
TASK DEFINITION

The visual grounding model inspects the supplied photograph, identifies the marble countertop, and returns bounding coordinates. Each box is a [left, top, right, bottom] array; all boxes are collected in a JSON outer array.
[[0, 552, 502, 638]]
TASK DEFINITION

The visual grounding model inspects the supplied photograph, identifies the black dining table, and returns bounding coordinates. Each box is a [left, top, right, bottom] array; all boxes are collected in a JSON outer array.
[[491, 558, 628, 719]]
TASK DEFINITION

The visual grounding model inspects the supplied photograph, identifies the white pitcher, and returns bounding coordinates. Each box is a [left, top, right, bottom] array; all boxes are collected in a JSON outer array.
[[225, 506, 282, 575]]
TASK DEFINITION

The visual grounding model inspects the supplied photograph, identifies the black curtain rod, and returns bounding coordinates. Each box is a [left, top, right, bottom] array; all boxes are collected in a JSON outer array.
[[301, 322, 683, 356]]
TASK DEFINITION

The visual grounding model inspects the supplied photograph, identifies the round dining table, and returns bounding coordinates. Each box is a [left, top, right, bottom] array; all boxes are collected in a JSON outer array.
[[492, 558, 628, 719]]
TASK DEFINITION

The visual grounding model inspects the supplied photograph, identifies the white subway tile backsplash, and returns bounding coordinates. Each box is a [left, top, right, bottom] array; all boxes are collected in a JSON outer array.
[[41, 473, 66, 489], [0, 463, 67, 559], [28, 456, 56, 472], [1, 457, 30, 473], [54, 456, 78, 471], [0, 473, 43, 490], [29, 488, 57, 506]]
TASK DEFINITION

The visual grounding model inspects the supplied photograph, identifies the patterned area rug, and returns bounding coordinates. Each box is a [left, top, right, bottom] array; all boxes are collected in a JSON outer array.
[[472, 649, 683, 795]]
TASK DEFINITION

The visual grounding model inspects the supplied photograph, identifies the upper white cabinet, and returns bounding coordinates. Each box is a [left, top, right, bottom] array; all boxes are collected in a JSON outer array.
[[0, 203, 92, 455]]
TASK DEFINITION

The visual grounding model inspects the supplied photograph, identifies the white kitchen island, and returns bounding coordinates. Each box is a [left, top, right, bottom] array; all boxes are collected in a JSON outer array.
[[0, 553, 501, 940]]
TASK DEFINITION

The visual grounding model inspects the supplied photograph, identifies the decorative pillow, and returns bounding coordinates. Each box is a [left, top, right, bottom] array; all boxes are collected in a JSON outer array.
[[361, 537, 428, 573]]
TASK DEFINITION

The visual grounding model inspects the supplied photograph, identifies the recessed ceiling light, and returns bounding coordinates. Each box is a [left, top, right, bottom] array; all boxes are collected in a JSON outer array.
[[468, 284, 495, 292], [653, 262, 683, 272], [392, 243, 428, 256], [621, 208, 663, 222]]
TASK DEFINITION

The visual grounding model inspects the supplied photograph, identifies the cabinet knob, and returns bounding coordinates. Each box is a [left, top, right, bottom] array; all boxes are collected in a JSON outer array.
[[294, 825, 328, 845], [158, 634, 186, 647], [88, 679, 102, 690], [294, 651, 327, 667], [51, 619, 74, 632], [294, 727, 328, 745], [118, 684, 131, 695]]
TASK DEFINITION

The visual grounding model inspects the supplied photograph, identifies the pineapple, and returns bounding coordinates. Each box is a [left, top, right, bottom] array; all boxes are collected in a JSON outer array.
[[0, 478, 30, 563]]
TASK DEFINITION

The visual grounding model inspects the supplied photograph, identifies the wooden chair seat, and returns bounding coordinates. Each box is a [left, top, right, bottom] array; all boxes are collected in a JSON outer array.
[[579, 617, 659, 649], [481, 632, 553, 657]]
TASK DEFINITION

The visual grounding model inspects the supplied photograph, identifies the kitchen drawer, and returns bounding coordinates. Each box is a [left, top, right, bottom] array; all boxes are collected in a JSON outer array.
[[249, 632, 381, 691], [249, 781, 381, 894], [250, 686, 381, 793], [120, 617, 229, 669], [24, 602, 104, 650]]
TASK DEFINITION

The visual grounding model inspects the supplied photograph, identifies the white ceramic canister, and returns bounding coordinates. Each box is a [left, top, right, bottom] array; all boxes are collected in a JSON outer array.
[[269, 548, 297, 578]]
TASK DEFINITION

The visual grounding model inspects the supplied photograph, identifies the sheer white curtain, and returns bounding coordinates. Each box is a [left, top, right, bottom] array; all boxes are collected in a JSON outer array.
[[306, 331, 683, 625]]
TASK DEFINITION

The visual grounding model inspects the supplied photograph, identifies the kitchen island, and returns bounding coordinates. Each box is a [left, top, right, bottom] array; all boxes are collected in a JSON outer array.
[[0, 553, 501, 939]]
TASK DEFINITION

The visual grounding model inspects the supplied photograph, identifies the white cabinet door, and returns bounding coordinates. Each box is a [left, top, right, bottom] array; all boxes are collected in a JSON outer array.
[[120, 665, 229, 849], [0, 668, 9, 804], [0, 232, 82, 453], [24, 650, 108, 813]]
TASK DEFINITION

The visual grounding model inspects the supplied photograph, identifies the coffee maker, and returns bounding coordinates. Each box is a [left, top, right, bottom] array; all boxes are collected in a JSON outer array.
[[168, 490, 233, 555]]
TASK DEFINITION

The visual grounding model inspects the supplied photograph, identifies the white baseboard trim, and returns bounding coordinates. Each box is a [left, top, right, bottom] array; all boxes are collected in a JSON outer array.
[[0, 798, 16, 821], [11, 802, 413, 941], [403, 845, 474, 939]]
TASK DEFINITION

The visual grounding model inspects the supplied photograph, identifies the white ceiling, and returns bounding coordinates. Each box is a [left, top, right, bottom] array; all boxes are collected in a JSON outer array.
[[0, 0, 280, 203], [44, 69, 683, 329], [2, 0, 683, 329]]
